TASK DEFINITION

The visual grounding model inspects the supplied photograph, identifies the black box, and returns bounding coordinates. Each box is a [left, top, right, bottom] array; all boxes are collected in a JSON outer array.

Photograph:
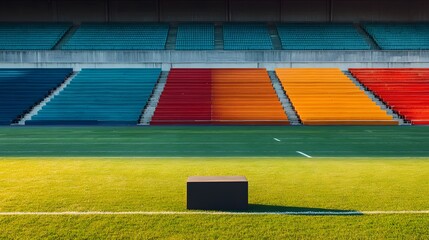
[[187, 176, 248, 210]]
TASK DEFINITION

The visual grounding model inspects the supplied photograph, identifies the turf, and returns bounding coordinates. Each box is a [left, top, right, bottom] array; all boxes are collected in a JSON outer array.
[[0, 158, 428, 239], [1, 126, 428, 239], [1, 126, 429, 157]]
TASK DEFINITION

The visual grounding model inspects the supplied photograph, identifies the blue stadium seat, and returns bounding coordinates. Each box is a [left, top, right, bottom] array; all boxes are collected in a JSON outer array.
[[363, 23, 429, 50], [0, 68, 73, 125], [28, 69, 161, 125], [277, 23, 370, 50], [176, 23, 215, 50], [223, 23, 273, 50], [0, 22, 71, 50], [62, 23, 169, 50]]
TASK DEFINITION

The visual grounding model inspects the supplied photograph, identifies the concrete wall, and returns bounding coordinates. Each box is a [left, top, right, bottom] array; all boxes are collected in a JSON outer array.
[[1, 0, 428, 23], [1, 50, 428, 70]]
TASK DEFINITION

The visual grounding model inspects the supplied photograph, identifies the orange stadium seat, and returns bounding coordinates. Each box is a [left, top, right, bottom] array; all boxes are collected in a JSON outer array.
[[275, 68, 397, 125]]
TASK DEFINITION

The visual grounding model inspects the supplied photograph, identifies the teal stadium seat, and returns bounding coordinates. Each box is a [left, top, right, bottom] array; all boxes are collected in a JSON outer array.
[[0, 22, 71, 50], [0, 68, 73, 125], [28, 69, 161, 125], [277, 23, 371, 50], [363, 23, 429, 50], [176, 23, 215, 50], [223, 23, 273, 50], [62, 23, 169, 50]]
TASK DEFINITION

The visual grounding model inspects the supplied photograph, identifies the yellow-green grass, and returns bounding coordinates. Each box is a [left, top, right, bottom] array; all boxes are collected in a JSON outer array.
[[1, 157, 428, 239]]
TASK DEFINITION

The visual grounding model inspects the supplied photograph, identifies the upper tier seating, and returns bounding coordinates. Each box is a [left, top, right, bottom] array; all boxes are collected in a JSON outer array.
[[62, 23, 169, 50], [223, 23, 273, 50], [275, 68, 397, 125], [152, 68, 288, 125], [176, 23, 215, 50], [350, 68, 429, 125], [0, 68, 72, 125], [277, 23, 370, 50], [29, 68, 160, 125], [363, 23, 429, 50], [0, 22, 71, 50]]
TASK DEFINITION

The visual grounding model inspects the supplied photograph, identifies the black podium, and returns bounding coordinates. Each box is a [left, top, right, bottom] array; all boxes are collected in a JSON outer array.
[[187, 176, 248, 210]]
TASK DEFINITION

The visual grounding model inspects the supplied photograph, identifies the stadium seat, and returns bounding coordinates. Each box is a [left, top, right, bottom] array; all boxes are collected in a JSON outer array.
[[350, 68, 429, 125], [363, 23, 429, 50], [276, 23, 370, 50], [176, 23, 215, 50], [62, 23, 169, 50], [28, 68, 161, 125], [0, 68, 73, 125], [275, 68, 397, 125], [223, 23, 273, 50], [0, 22, 71, 50], [151, 68, 288, 125]]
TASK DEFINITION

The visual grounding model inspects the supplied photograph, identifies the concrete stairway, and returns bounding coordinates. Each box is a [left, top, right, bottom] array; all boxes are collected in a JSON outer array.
[[16, 71, 79, 125], [268, 71, 301, 125], [268, 23, 282, 50], [214, 23, 224, 50], [53, 25, 80, 50], [354, 23, 380, 50], [344, 70, 408, 125], [139, 71, 169, 125], [165, 24, 177, 50]]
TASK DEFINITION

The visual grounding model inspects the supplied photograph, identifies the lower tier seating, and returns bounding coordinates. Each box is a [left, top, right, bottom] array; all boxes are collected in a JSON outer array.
[[0, 68, 73, 125], [151, 68, 288, 125], [275, 68, 397, 125], [28, 69, 160, 125], [350, 68, 429, 125]]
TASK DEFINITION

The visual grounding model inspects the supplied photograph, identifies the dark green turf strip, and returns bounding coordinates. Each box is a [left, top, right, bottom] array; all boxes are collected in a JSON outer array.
[[0, 126, 428, 157]]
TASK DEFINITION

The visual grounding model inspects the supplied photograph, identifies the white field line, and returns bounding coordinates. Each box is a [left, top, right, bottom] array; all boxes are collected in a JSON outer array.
[[296, 151, 313, 158], [0, 211, 429, 216], [273, 138, 281, 142]]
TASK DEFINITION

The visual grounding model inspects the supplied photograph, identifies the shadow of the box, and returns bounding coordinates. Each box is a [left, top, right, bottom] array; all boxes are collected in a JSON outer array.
[[237, 204, 362, 215]]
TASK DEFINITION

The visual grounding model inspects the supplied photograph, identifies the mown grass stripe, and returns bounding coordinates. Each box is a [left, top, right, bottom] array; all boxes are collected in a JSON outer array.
[[0, 211, 428, 216]]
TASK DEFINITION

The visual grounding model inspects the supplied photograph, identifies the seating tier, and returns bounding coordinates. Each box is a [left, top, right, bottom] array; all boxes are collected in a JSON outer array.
[[151, 68, 288, 125], [0, 68, 72, 125], [29, 68, 160, 125], [62, 23, 169, 50], [0, 22, 71, 50], [350, 68, 429, 125], [275, 68, 397, 125]]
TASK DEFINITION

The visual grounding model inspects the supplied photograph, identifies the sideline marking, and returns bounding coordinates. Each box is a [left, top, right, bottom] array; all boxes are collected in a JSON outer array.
[[0, 211, 428, 216], [296, 151, 312, 158], [273, 138, 281, 142]]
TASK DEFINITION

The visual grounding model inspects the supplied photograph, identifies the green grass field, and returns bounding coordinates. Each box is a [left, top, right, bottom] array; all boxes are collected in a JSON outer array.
[[1, 126, 429, 239]]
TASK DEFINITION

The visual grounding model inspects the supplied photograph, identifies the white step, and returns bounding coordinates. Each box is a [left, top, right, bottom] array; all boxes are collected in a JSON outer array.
[[17, 71, 79, 125], [139, 71, 169, 125]]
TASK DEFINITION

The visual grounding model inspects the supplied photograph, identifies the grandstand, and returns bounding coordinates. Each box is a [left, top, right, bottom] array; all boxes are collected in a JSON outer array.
[[351, 68, 429, 125], [363, 23, 429, 50], [0, 0, 429, 239], [223, 23, 273, 50], [0, 22, 71, 50], [277, 23, 371, 50], [152, 68, 287, 125], [62, 23, 169, 50], [0, 68, 72, 125], [176, 23, 215, 50], [28, 69, 160, 125], [275, 68, 396, 125]]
